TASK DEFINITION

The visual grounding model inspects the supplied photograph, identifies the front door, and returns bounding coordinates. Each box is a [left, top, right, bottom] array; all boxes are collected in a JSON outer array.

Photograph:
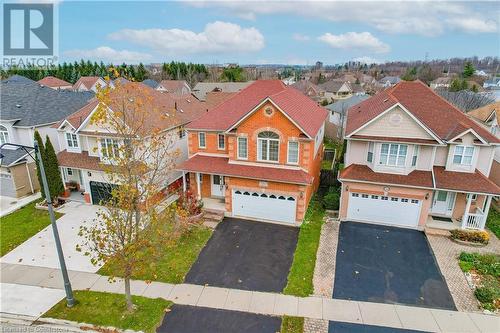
[[211, 175, 224, 197], [432, 191, 455, 216]]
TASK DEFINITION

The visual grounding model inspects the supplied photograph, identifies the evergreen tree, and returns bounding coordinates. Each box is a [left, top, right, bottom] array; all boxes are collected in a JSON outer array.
[[463, 61, 475, 78], [136, 63, 147, 81], [34, 131, 46, 199], [44, 136, 64, 201]]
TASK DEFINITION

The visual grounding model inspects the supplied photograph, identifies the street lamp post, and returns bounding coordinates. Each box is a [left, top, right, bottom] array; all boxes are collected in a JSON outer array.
[[0, 142, 75, 307]]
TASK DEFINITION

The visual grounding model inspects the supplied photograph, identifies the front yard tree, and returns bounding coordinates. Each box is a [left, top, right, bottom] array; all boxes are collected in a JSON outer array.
[[78, 78, 189, 311], [44, 136, 65, 201], [34, 130, 46, 199]]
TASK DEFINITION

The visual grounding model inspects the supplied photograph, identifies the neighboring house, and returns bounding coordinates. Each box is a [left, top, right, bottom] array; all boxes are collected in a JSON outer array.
[[0, 75, 93, 198], [483, 78, 500, 89], [485, 86, 500, 101], [468, 102, 500, 185], [430, 77, 453, 90], [320, 80, 353, 101], [54, 83, 206, 204], [113, 77, 130, 86], [156, 80, 191, 95], [325, 95, 369, 139], [291, 79, 325, 102], [475, 70, 488, 77], [38, 76, 73, 90], [204, 91, 237, 109], [73, 76, 108, 92], [339, 80, 499, 231], [179, 80, 328, 225], [350, 83, 366, 96], [282, 76, 296, 85], [379, 76, 401, 87], [192, 82, 254, 101], [142, 79, 159, 89]]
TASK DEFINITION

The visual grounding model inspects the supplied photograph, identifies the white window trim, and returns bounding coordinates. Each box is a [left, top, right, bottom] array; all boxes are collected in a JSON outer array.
[[65, 132, 80, 152], [99, 137, 120, 161], [367, 142, 374, 163], [452, 145, 474, 166], [379, 143, 408, 167], [411, 145, 419, 167], [0, 126, 10, 145], [287, 141, 299, 165], [257, 137, 280, 163], [198, 132, 206, 149], [217, 133, 225, 150], [237, 137, 248, 160]]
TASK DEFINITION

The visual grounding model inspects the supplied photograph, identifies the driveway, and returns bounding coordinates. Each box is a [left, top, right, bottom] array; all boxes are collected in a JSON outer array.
[[329, 321, 427, 333], [157, 305, 281, 333], [1, 201, 102, 273], [333, 222, 455, 310], [185, 218, 298, 292]]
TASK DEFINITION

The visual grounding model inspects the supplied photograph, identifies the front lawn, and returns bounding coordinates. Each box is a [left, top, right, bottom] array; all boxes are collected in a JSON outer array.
[[283, 196, 325, 297], [0, 201, 63, 256], [281, 316, 304, 333], [458, 252, 500, 311], [99, 226, 212, 283], [486, 208, 500, 239], [44, 290, 171, 333]]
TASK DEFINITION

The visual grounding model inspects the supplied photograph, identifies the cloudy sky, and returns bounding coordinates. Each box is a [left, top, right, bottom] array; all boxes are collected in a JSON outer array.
[[58, 0, 499, 65]]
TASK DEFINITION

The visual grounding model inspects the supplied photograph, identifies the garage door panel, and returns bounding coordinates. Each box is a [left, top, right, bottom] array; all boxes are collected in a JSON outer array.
[[347, 193, 421, 228], [232, 190, 296, 224]]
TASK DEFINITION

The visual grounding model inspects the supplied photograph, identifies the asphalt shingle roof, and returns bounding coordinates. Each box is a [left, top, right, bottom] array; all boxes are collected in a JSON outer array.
[[0, 147, 32, 167], [1, 75, 94, 127], [326, 95, 370, 115]]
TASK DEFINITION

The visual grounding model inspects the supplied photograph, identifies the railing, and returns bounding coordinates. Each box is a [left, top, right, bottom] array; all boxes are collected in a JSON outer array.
[[462, 208, 486, 230]]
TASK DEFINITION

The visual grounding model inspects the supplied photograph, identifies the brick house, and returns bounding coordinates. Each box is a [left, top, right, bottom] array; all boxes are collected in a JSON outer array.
[[179, 80, 328, 225], [339, 80, 500, 231]]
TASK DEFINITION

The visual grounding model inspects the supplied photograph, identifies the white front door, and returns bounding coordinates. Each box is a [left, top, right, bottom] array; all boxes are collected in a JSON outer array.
[[211, 175, 224, 197], [432, 191, 455, 216], [231, 190, 297, 224]]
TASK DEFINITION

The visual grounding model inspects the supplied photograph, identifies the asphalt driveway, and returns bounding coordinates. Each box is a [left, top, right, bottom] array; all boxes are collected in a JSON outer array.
[[157, 305, 281, 333], [329, 321, 428, 333], [185, 218, 299, 292], [333, 222, 455, 310]]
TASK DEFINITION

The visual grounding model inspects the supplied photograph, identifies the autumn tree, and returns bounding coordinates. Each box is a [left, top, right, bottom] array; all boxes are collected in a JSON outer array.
[[78, 77, 193, 310]]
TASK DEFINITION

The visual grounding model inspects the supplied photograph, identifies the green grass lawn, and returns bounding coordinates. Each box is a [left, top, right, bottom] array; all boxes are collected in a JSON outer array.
[[486, 208, 500, 239], [281, 316, 304, 333], [0, 201, 63, 256], [321, 159, 333, 170], [99, 226, 212, 283], [44, 290, 171, 333], [283, 196, 325, 297]]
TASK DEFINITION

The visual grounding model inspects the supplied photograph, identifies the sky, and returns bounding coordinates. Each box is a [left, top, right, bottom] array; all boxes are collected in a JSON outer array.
[[54, 0, 500, 65]]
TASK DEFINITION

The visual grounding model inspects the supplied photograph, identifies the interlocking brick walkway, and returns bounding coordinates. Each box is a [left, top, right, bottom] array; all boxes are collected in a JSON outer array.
[[426, 231, 500, 312], [304, 216, 341, 333]]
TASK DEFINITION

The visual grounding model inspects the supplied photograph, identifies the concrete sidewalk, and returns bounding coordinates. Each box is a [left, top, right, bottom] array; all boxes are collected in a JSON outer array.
[[1, 263, 498, 333], [0, 193, 41, 218]]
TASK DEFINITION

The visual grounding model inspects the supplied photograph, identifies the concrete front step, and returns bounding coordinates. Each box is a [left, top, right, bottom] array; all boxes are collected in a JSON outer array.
[[424, 227, 451, 236], [202, 209, 224, 229]]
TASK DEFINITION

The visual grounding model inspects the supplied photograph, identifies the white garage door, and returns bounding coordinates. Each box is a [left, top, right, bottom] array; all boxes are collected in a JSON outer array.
[[232, 190, 297, 224], [347, 193, 421, 228]]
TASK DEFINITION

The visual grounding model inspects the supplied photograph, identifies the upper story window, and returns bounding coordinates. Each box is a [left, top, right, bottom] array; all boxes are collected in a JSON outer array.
[[198, 132, 206, 148], [367, 142, 374, 163], [237, 137, 247, 159], [218, 134, 225, 150], [100, 138, 120, 159], [257, 131, 279, 162], [412, 146, 419, 167], [453, 145, 474, 165], [0, 125, 9, 145], [287, 141, 299, 164], [66, 133, 79, 149], [178, 126, 185, 139], [380, 143, 407, 167]]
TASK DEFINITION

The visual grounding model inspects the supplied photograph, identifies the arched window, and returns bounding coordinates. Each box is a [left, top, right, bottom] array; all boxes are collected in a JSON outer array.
[[0, 126, 9, 145], [257, 131, 279, 162]]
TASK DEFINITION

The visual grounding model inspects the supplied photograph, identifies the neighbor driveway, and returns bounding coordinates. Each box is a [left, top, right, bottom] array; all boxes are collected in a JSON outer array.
[[185, 218, 299, 292], [333, 222, 455, 310], [1, 201, 102, 273]]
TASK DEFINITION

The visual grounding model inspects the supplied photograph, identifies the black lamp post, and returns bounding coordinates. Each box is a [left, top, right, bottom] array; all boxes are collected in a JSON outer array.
[[0, 141, 75, 307]]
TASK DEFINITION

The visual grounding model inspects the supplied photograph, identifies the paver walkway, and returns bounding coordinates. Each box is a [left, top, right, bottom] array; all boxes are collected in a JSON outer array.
[[1, 262, 498, 333], [427, 232, 500, 312]]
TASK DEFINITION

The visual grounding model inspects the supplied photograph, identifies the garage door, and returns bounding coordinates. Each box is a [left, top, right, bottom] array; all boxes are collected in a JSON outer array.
[[347, 193, 421, 228], [232, 190, 297, 224], [89, 181, 117, 205]]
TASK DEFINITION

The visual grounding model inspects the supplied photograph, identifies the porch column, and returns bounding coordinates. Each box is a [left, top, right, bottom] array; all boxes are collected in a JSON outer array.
[[481, 195, 493, 230], [196, 172, 201, 200], [462, 193, 473, 229], [182, 171, 186, 193]]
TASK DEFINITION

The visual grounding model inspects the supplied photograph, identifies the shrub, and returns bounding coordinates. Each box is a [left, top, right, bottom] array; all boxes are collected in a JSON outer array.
[[176, 190, 203, 216], [475, 286, 499, 304], [459, 252, 500, 277], [323, 187, 340, 210], [450, 229, 489, 245]]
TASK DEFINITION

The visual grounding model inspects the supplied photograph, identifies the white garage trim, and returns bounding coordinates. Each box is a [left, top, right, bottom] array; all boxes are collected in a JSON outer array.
[[347, 192, 422, 228], [231, 189, 297, 224]]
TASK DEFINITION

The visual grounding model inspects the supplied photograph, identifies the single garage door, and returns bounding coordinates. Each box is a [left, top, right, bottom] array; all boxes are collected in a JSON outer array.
[[347, 192, 421, 228], [89, 181, 117, 205], [232, 190, 297, 224]]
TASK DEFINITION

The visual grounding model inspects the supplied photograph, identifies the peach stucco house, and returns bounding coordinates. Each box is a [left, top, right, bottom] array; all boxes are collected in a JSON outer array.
[[179, 80, 328, 225], [339, 80, 500, 231]]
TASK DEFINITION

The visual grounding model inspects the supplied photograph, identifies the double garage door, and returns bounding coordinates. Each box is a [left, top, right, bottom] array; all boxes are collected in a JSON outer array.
[[232, 190, 297, 224], [347, 192, 422, 228]]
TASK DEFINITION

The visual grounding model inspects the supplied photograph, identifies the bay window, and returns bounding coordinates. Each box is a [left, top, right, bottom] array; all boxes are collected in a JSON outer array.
[[237, 137, 248, 159], [287, 141, 299, 164], [453, 145, 474, 165], [100, 138, 120, 159], [379, 143, 407, 166], [257, 131, 279, 162], [198, 132, 206, 148]]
